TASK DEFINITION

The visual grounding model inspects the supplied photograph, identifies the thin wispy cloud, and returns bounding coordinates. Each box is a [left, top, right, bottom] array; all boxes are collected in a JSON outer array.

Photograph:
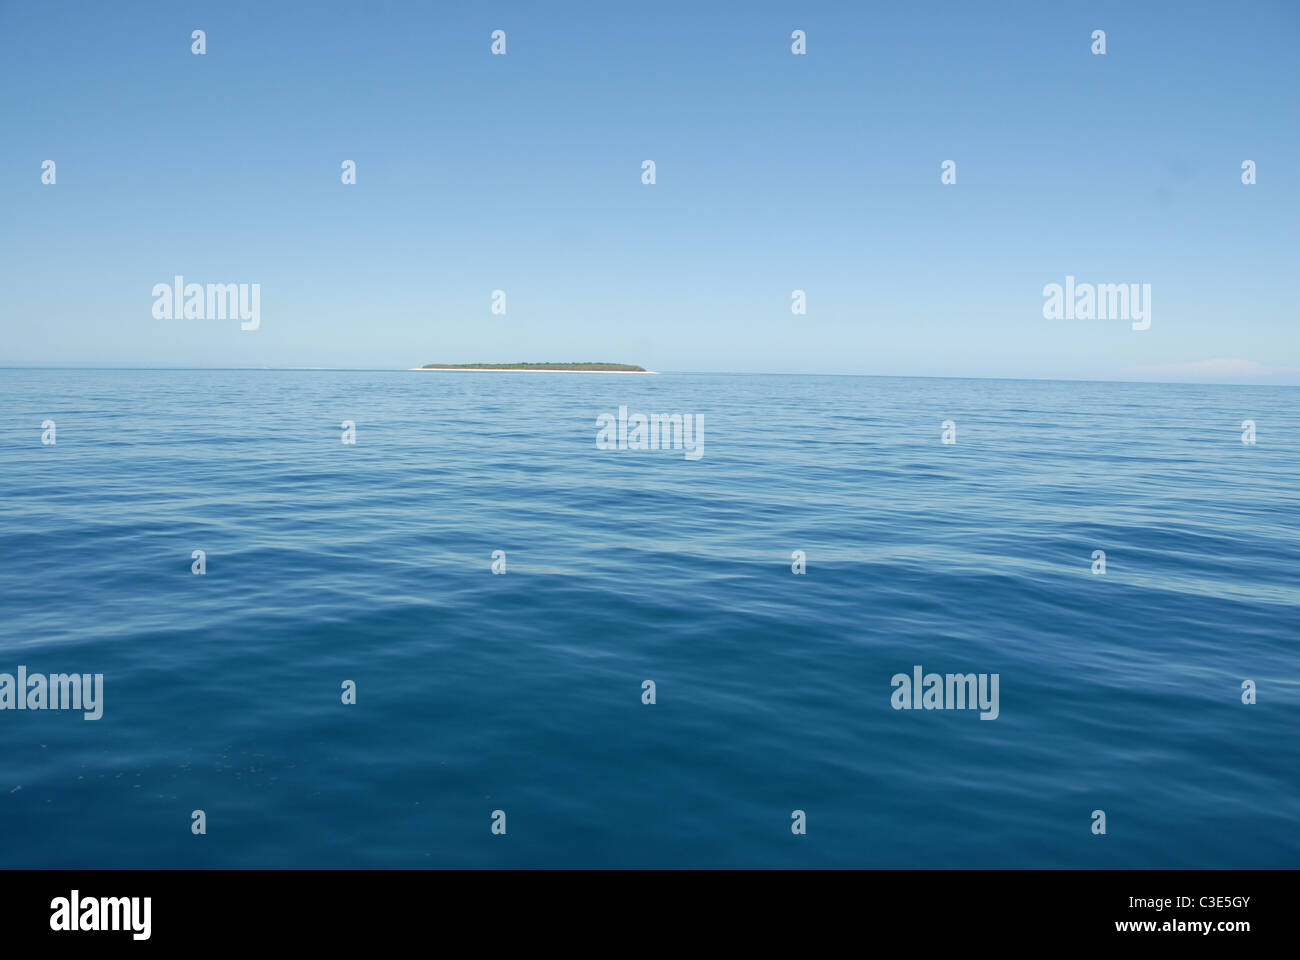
[[1127, 358, 1292, 381]]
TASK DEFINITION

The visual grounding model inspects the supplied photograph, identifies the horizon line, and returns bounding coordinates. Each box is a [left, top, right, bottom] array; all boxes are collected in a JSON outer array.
[[2, 366, 1298, 389]]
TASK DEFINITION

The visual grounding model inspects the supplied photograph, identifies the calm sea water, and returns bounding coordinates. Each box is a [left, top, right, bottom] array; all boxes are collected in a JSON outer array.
[[1, 369, 1297, 868]]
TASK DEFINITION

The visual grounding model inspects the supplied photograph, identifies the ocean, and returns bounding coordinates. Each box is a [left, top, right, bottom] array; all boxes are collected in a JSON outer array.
[[1, 368, 1296, 868]]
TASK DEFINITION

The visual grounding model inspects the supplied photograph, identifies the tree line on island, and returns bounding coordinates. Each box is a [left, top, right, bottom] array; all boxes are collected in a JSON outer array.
[[421, 362, 647, 371]]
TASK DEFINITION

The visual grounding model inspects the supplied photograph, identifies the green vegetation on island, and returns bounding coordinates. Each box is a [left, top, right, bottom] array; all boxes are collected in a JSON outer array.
[[421, 362, 648, 372]]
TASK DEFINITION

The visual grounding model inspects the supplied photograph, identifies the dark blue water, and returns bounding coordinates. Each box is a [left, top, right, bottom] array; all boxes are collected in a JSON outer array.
[[1, 369, 1296, 867]]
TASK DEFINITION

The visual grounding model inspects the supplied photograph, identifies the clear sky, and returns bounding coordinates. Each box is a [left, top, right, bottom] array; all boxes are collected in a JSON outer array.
[[1, 0, 1296, 381]]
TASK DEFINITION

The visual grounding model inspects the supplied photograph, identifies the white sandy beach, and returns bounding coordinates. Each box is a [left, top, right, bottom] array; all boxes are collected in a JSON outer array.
[[409, 367, 659, 374]]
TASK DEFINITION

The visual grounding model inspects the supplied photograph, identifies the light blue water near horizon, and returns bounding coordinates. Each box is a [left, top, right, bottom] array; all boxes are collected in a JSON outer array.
[[0, 369, 1297, 868]]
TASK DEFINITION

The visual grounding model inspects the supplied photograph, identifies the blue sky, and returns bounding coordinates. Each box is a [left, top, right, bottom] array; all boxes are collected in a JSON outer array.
[[1, 0, 1296, 380]]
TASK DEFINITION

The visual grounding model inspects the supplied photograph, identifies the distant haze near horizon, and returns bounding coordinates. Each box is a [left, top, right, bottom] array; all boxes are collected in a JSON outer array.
[[5, 364, 1300, 389], [2, 1, 1296, 383]]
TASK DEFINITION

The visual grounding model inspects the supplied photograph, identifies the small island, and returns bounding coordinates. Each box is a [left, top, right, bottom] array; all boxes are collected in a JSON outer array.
[[418, 362, 654, 373]]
